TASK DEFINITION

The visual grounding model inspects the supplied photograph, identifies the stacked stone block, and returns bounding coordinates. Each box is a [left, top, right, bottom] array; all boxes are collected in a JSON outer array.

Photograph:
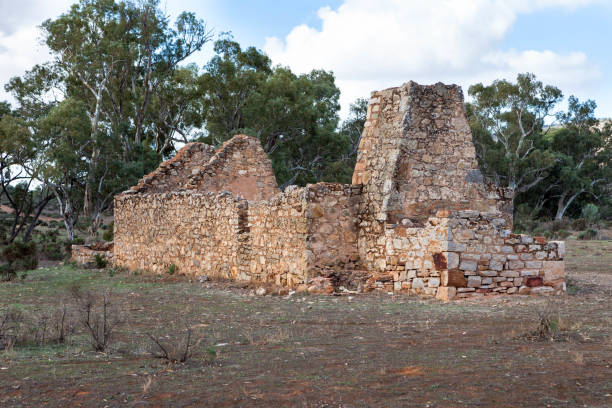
[[113, 82, 565, 300]]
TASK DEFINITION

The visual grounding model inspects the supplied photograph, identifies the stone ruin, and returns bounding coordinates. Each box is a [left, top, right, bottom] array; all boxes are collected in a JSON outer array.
[[113, 82, 566, 300]]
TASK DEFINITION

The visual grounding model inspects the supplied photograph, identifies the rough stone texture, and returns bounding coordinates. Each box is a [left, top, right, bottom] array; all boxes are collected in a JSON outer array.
[[114, 192, 248, 277], [71, 244, 113, 266], [185, 135, 279, 201], [129, 143, 216, 194], [113, 82, 565, 300], [126, 135, 278, 201]]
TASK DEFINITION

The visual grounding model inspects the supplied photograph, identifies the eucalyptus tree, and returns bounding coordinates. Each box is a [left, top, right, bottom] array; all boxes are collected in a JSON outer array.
[[200, 36, 348, 187], [6, 0, 211, 239], [549, 97, 611, 219], [467, 73, 563, 195]]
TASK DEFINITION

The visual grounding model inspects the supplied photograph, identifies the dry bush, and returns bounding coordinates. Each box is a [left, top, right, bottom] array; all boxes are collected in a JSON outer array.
[[28, 303, 75, 346], [147, 327, 200, 364], [0, 309, 25, 349], [525, 300, 576, 342], [71, 287, 123, 352]]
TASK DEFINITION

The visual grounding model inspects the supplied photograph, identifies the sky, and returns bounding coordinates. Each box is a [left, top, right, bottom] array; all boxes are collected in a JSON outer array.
[[1, 0, 611, 119]]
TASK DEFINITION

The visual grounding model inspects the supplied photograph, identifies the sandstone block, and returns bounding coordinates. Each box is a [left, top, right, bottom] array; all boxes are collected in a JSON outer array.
[[551, 241, 566, 258], [436, 286, 457, 302], [467, 276, 481, 287], [518, 286, 531, 295], [445, 252, 459, 269], [412, 278, 425, 289], [530, 286, 554, 295], [460, 261, 478, 271], [442, 269, 467, 287], [542, 261, 564, 283]]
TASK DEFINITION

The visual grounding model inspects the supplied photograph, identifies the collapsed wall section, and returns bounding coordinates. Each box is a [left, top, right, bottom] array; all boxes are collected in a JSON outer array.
[[129, 143, 216, 194], [185, 135, 279, 201]]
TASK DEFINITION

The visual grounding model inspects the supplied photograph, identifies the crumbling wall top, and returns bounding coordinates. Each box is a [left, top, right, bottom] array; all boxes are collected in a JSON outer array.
[[122, 135, 279, 201], [353, 81, 512, 226]]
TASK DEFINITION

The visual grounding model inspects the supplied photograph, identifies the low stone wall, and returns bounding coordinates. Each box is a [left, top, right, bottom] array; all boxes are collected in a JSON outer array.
[[444, 211, 565, 299], [361, 210, 565, 299], [71, 245, 113, 266]]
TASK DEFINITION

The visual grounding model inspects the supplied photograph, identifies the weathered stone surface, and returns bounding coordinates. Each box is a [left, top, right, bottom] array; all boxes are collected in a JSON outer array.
[[72, 244, 113, 266], [543, 261, 565, 283], [442, 269, 468, 287], [113, 82, 564, 300], [436, 286, 457, 302]]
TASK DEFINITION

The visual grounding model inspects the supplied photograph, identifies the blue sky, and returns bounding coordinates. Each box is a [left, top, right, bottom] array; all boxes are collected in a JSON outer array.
[[1, 0, 611, 118]]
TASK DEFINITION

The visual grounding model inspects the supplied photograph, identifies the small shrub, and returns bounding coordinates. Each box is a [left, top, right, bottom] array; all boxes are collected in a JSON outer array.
[[578, 228, 598, 240], [571, 218, 588, 231], [0, 263, 16, 282], [1, 241, 38, 281], [71, 287, 122, 352], [551, 229, 571, 240], [148, 327, 197, 364], [0, 309, 25, 349], [526, 301, 566, 342], [166, 264, 177, 275], [551, 219, 570, 232], [102, 222, 114, 242], [94, 253, 108, 269], [581, 203, 600, 225], [42, 241, 65, 261]]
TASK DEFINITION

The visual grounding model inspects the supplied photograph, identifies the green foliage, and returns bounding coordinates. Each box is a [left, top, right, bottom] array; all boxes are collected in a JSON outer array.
[[1, 241, 38, 281], [200, 35, 350, 187], [571, 218, 588, 231], [205, 345, 217, 359], [94, 254, 108, 269], [577, 228, 598, 240], [468, 74, 610, 223], [581, 204, 599, 225], [6, 0, 211, 240], [467, 73, 562, 193], [102, 222, 114, 242], [166, 263, 177, 275]]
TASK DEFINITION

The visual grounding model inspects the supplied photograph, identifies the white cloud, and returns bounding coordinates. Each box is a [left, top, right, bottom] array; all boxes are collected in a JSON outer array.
[[0, 0, 72, 104], [264, 0, 603, 115]]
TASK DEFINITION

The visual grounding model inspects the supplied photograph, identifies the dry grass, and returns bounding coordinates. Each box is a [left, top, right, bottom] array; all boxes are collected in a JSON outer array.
[[0, 239, 609, 407]]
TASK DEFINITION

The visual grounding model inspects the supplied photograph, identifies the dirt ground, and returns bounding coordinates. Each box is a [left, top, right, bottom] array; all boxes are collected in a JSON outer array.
[[0, 239, 611, 407]]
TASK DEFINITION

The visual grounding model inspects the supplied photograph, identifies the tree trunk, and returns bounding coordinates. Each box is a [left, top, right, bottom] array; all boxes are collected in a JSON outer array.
[[23, 195, 53, 242], [555, 189, 583, 220]]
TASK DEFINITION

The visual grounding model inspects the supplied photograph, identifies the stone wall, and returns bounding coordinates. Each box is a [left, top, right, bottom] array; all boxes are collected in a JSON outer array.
[[354, 82, 514, 275], [71, 244, 113, 266], [247, 188, 309, 286], [362, 210, 565, 299], [114, 182, 361, 289], [129, 143, 215, 194], [113, 81, 565, 300], [185, 135, 279, 201], [113, 192, 249, 278]]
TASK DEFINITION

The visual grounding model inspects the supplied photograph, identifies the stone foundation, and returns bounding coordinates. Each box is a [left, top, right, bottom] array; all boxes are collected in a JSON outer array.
[[71, 244, 113, 266], [113, 81, 565, 300]]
